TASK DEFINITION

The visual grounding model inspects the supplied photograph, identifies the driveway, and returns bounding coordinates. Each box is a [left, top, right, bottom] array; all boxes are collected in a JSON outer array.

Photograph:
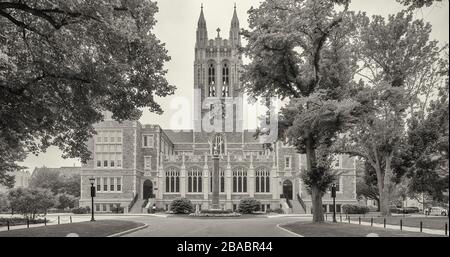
[[119, 216, 308, 237]]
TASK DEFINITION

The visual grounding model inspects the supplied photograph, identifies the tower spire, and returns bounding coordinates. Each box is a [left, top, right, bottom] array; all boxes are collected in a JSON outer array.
[[196, 4, 208, 48], [229, 4, 240, 47]]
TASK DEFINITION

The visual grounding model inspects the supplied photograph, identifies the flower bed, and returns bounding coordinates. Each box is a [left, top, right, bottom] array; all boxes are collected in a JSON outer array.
[[188, 212, 242, 217]]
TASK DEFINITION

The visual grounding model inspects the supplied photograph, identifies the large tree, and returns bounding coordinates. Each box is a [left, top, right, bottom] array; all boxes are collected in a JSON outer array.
[[0, 0, 175, 184], [336, 11, 444, 216], [242, 0, 360, 222], [8, 187, 56, 219], [397, 0, 445, 9], [404, 74, 449, 202], [29, 167, 81, 196]]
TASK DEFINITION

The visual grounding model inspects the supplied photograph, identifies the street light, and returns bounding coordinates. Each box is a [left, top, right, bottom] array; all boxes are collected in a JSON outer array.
[[331, 183, 337, 223], [89, 177, 96, 222]]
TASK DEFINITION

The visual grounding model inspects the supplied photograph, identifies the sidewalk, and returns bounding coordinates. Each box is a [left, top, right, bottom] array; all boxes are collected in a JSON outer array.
[[0, 213, 168, 232], [338, 218, 448, 236]]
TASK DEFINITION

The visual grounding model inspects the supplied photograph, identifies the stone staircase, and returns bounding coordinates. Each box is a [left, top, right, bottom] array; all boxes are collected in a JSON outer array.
[[280, 198, 292, 214], [292, 194, 306, 214], [129, 198, 146, 214]]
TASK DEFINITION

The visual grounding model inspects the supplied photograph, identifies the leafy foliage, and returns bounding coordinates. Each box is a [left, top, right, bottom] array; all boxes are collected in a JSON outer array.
[[29, 168, 80, 197], [170, 197, 193, 214], [335, 10, 445, 216], [241, 0, 360, 222], [71, 206, 90, 214], [342, 204, 370, 214], [56, 193, 77, 209], [0, 0, 175, 183], [397, 0, 444, 9], [7, 187, 56, 219], [403, 79, 449, 201], [238, 198, 261, 214]]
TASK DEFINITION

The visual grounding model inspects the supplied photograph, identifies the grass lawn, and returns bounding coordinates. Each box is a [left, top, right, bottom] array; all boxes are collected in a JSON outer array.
[[359, 216, 448, 230], [281, 222, 446, 237], [0, 220, 144, 237]]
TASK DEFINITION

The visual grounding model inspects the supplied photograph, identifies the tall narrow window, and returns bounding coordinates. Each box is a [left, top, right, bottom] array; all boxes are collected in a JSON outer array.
[[188, 168, 202, 193], [208, 64, 215, 97], [256, 168, 270, 193], [165, 168, 180, 193], [233, 168, 247, 193], [222, 63, 229, 97]]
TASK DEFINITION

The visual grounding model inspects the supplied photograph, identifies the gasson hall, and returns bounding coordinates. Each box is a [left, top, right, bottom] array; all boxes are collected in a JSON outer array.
[[78, 6, 358, 214]]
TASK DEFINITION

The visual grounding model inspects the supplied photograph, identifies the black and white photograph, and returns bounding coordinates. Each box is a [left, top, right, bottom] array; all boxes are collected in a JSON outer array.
[[0, 0, 449, 253]]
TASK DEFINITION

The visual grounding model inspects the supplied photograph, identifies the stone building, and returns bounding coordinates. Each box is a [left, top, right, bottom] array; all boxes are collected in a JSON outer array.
[[79, 6, 357, 214]]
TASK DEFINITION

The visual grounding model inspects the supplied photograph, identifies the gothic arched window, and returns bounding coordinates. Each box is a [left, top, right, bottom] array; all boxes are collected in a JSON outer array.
[[256, 167, 270, 193], [208, 64, 215, 97], [232, 168, 247, 193], [165, 168, 180, 193], [188, 168, 202, 193], [222, 63, 229, 97]]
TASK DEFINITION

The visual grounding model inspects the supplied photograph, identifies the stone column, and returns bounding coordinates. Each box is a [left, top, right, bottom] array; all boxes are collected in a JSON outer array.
[[211, 150, 220, 209], [203, 153, 209, 208], [180, 153, 186, 197], [272, 154, 279, 200], [226, 155, 232, 209], [248, 153, 255, 198], [157, 162, 164, 200]]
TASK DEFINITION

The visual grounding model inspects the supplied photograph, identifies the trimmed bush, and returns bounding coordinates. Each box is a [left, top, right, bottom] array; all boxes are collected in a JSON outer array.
[[342, 204, 369, 214], [170, 198, 194, 214], [238, 198, 261, 214], [72, 206, 90, 214], [0, 217, 46, 226]]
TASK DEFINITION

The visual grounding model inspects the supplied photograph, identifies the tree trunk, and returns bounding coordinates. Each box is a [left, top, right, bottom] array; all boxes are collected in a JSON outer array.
[[379, 190, 390, 216], [305, 134, 324, 223], [311, 185, 324, 222], [379, 154, 394, 216], [376, 198, 380, 212]]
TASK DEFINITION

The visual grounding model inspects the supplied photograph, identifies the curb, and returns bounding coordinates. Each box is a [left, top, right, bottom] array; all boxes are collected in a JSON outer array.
[[107, 224, 148, 237], [276, 224, 304, 237]]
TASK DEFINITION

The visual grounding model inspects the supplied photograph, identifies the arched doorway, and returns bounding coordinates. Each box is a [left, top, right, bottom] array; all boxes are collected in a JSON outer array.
[[283, 180, 293, 200], [143, 179, 153, 199]]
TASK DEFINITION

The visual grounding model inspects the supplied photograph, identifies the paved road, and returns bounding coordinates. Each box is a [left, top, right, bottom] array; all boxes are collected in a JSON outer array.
[[120, 216, 308, 237]]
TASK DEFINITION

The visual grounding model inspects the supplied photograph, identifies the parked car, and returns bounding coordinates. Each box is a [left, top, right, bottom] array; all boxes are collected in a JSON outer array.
[[389, 206, 403, 214], [402, 207, 420, 214], [425, 207, 448, 216]]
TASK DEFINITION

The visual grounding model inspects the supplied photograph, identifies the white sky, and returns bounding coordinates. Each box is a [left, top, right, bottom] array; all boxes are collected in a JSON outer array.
[[20, 0, 449, 172]]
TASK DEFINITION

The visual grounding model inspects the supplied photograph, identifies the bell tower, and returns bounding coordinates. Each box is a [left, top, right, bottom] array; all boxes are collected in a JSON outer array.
[[193, 5, 243, 135]]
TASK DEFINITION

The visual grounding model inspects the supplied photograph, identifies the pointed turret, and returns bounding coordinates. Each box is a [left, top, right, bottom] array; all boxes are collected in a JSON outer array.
[[229, 3, 241, 47], [196, 4, 208, 48]]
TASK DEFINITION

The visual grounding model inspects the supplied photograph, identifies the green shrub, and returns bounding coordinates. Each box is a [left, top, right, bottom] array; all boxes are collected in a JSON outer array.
[[170, 198, 194, 214], [238, 198, 261, 214], [342, 204, 369, 214], [72, 206, 90, 214], [0, 217, 46, 226]]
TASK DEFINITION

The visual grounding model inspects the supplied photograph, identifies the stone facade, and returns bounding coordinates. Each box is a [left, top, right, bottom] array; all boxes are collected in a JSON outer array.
[[79, 6, 357, 213]]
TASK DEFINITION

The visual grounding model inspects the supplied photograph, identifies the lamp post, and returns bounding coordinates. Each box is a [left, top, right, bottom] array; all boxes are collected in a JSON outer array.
[[89, 177, 96, 222], [331, 183, 337, 223]]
